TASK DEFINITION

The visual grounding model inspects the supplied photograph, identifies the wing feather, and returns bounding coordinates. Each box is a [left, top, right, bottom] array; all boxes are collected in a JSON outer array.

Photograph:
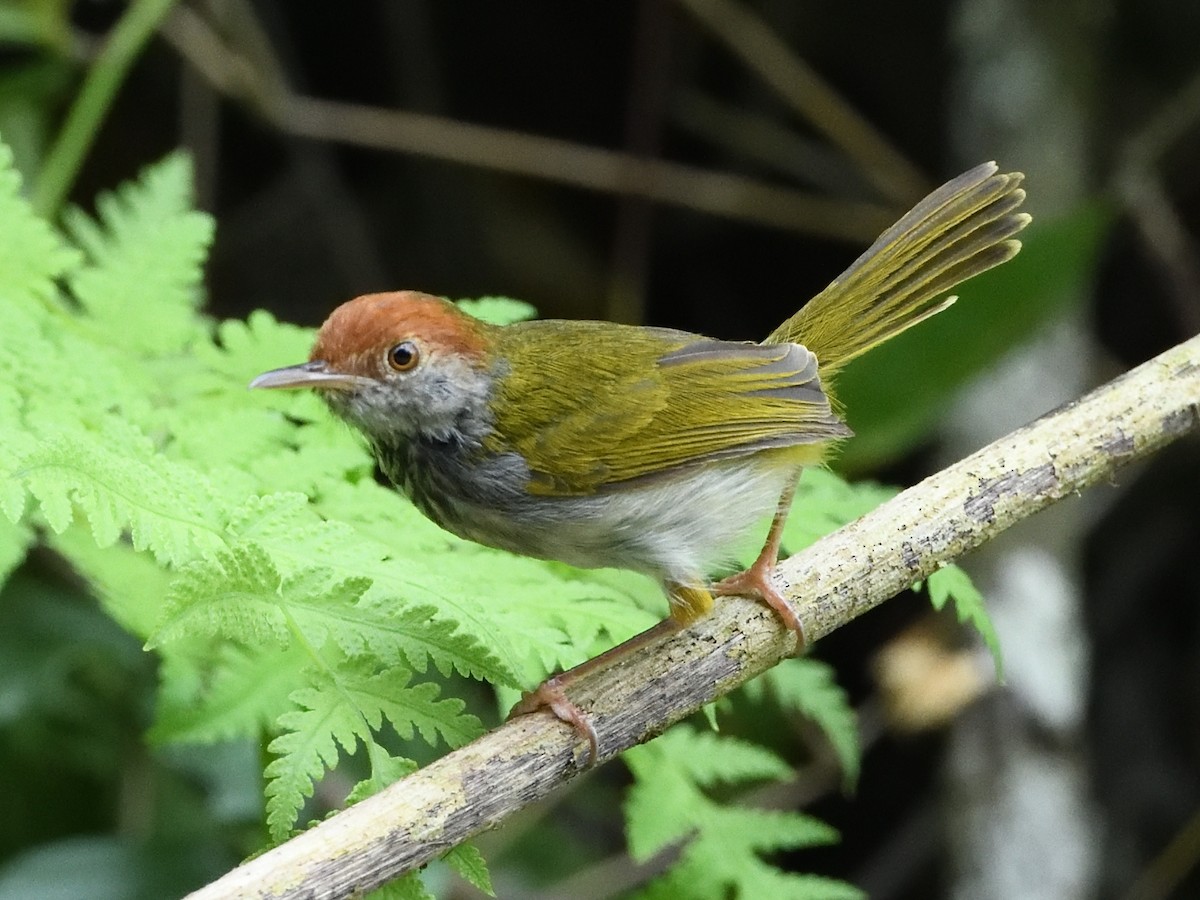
[[486, 321, 848, 495]]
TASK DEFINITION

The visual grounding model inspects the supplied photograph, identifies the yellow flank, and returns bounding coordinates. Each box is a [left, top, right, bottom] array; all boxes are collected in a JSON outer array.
[[667, 583, 715, 625]]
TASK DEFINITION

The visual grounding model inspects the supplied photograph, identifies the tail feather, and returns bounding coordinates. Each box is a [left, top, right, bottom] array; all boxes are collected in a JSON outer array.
[[766, 162, 1030, 377]]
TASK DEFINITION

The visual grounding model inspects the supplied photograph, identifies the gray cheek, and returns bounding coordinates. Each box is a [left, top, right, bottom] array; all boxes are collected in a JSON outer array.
[[320, 360, 495, 449]]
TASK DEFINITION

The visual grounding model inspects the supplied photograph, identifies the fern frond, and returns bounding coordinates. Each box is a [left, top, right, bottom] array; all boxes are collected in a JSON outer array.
[[264, 665, 480, 840], [926, 563, 1003, 678], [0, 516, 33, 585], [225, 494, 519, 684], [13, 416, 228, 565], [779, 467, 899, 555], [0, 141, 80, 304], [48, 524, 174, 638], [364, 874, 435, 900], [265, 680, 374, 841], [345, 754, 419, 804], [748, 658, 861, 791], [625, 726, 859, 898], [150, 644, 309, 744], [443, 844, 495, 898], [340, 660, 483, 749], [229, 489, 642, 685], [150, 542, 289, 649], [659, 729, 794, 788], [62, 152, 214, 355]]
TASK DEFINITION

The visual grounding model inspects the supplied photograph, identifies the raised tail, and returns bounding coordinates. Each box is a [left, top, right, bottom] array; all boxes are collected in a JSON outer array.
[[765, 162, 1030, 378]]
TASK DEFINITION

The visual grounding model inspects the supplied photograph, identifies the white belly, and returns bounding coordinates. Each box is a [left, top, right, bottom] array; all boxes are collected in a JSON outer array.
[[460, 458, 798, 586]]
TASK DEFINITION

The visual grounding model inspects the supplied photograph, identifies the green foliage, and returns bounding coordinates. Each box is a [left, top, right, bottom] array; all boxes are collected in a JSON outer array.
[[925, 563, 1005, 679], [443, 844, 496, 897], [0, 140, 1001, 896], [742, 658, 861, 791], [456, 295, 538, 325], [0, 140, 631, 887], [624, 727, 863, 899], [778, 467, 899, 556]]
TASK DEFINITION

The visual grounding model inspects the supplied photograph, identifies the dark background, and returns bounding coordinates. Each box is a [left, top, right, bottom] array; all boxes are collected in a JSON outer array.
[[2, 1, 1200, 897]]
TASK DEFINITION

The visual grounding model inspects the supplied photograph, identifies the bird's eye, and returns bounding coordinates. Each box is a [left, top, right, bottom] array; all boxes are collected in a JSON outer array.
[[387, 341, 420, 372]]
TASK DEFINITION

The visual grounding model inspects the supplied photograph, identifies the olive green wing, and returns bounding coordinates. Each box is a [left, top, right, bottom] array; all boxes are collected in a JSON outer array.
[[486, 320, 849, 495]]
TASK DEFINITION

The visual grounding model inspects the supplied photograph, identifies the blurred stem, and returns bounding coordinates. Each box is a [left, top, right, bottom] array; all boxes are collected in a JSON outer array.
[[33, 0, 178, 218], [675, 0, 930, 203]]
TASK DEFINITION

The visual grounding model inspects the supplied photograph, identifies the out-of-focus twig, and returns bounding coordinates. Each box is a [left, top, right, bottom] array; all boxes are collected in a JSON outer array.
[[673, 0, 930, 204], [672, 89, 873, 195], [606, 0, 675, 324], [1116, 65, 1200, 337], [1121, 802, 1200, 900], [158, 5, 901, 243]]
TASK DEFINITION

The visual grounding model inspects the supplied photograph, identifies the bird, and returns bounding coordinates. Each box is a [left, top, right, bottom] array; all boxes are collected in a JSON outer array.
[[251, 161, 1029, 763]]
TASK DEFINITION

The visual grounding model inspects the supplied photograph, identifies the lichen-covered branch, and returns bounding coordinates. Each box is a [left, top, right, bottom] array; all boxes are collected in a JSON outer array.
[[189, 334, 1200, 900]]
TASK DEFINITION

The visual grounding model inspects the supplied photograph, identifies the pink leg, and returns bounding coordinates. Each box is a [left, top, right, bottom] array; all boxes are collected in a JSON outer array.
[[711, 476, 807, 648], [508, 617, 683, 766]]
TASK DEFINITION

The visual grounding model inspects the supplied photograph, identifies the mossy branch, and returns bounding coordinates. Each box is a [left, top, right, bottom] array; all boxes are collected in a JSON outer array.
[[188, 334, 1200, 900]]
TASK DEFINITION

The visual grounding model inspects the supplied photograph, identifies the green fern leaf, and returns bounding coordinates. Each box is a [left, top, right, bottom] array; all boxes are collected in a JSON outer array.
[[357, 599, 519, 686], [0, 516, 33, 585], [754, 658, 860, 791], [623, 760, 699, 862], [224, 494, 519, 685], [780, 467, 898, 556], [0, 141, 80, 302], [364, 874, 435, 900], [61, 152, 214, 355], [456, 296, 538, 325], [735, 867, 866, 900], [201, 309, 318, 384], [624, 727, 792, 861], [339, 660, 483, 749], [625, 726, 858, 898], [638, 807, 847, 900], [282, 567, 517, 687], [48, 525, 174, 639], [662, 729, 793, 787], [265, 679, 374, 841], [150, 543, 289, 649], [264, 665, 480, 840], [229, 488, 627, 685], [443, 843, 495, 897], [926, 563, 1003, 679], [13, 416, 228, 565], [345, 753, 419, 804], [703, 805, 839, 855], [150, 644, 308, 744]]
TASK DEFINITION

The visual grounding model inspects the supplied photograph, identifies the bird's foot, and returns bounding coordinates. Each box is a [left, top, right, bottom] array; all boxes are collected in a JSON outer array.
[[509, 675, 600, 767], [712, 562, 807, 651]]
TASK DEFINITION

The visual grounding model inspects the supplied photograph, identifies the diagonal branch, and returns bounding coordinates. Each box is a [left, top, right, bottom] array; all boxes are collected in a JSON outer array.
[[189, 334, 1200, 900]]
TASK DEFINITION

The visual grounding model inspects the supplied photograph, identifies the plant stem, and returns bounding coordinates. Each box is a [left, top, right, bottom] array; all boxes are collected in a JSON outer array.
[[33, 0, 179, 218]]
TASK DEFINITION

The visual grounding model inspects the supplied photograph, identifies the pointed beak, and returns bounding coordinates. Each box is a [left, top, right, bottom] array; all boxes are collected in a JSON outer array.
[[249, 360, 373, 391]]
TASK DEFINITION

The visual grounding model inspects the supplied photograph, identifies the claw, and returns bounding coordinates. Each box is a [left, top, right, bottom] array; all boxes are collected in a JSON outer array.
[[712, 563, 807, 649], [509, 676, 600, 766]]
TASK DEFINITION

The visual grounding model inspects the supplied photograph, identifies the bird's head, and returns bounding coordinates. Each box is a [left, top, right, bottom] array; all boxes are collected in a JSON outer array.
[[250, 291, 497, 446]]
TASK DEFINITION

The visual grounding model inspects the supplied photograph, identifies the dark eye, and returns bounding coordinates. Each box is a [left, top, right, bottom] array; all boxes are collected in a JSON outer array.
[[387, 341, 420, 372]]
